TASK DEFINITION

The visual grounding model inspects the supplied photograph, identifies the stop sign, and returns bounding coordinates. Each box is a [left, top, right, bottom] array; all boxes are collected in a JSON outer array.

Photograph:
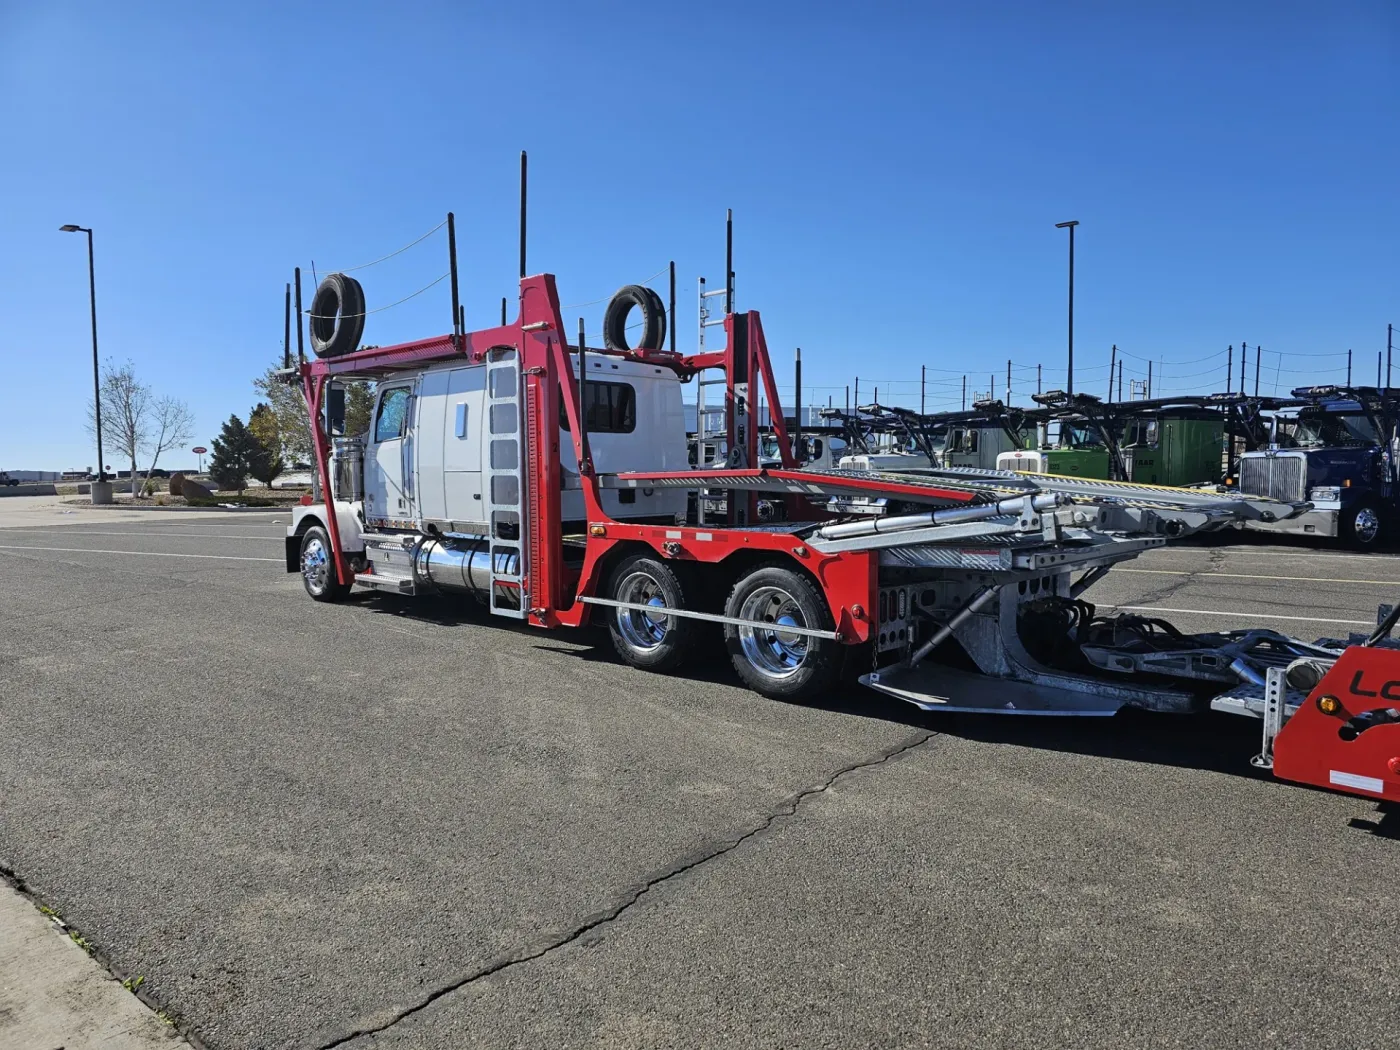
[[191, 446, 208, 455]]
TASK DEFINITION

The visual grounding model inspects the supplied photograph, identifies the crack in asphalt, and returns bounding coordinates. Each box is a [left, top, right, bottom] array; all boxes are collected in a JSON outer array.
[[317, 729, 937, 1049], [1124, 547, 1228, 608]]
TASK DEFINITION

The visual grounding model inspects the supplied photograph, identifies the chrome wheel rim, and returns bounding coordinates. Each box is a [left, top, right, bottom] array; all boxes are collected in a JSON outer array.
[[737, 586, 808, 681], [302, 535, 329, 594], [615, 571, 672, 651], [1355, 507, 1381, 544]]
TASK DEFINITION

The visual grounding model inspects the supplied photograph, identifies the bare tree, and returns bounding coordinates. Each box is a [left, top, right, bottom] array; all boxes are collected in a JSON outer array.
[[86, 360, 195, 496], [145, 395, 195, 484], [87, 360, 150, 496]]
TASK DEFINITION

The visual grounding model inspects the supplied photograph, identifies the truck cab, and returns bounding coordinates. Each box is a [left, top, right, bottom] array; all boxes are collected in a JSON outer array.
[[346, 353, 690, 537], [1234, 386, 1399, 548]]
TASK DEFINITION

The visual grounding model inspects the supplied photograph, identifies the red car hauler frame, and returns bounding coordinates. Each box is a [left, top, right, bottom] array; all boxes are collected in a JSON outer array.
[[285, 245, 1399, 809], [296, 271, 986, 648]]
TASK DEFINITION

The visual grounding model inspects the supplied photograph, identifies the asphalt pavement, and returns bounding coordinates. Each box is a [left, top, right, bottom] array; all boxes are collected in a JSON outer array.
[[0, 512, 1396, 1049]]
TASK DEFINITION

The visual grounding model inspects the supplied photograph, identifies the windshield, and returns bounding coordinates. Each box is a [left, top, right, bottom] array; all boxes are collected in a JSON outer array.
[[1293, 412, 1378, 447], [1122, 419, 1158, 447], [1056, 423, 1104, 449]]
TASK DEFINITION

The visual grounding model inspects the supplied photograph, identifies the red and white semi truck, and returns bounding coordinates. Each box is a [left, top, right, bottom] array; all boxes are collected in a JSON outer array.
[[280, 250, 1399, 807]]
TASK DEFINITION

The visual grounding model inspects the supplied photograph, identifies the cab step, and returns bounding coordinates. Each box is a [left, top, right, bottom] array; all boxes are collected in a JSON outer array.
[[354, 571, 416, 595]]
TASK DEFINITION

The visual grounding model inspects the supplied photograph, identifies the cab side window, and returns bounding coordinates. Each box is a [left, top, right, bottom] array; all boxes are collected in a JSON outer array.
[[375, 387, 411, 442]]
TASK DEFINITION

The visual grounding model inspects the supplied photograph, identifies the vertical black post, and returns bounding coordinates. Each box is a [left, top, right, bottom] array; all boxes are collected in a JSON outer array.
[[501, 297, 507, 326], [1254, 345, 1261, 396], [854, 377, 859, 408], [1240, 342, 1247, 394], [84, 229, 104, 481], [1348, 348, 1353, 386], [518, 151, 528, 279], [1006, 359, 1012, 404], [1379, 352, 1384, 386], [725, 208, 734, 315], [294, 267, 305, 363], [920, 365, 926, 414], [728, 208, 739, 315], [990, 373, 995, 403], [1117, 360, 1123, 401], [1389, 324, 1394, 389], [1107, 345, 1116, 401], [1226, 345, 1233, 394], [962, 375, 966, 411], [794, 348, 803, 454], [669, 261, 677, 353], [845, 385, 850, 414], [1037, 363, 1042, 395], [577, 317, 591, 472], [447, 211, 461, 347], [1147, 360, 1153, 400], [283, 283, 292, 370], [1055, 220, 1079, 395], [458, 305, 465, 335]]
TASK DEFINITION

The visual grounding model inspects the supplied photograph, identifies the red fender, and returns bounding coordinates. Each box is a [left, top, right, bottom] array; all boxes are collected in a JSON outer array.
[[1273, 646, 1400, 801]]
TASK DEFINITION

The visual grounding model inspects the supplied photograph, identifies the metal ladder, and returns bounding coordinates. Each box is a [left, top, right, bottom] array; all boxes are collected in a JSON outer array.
[[483, 348, 527, 618], [694, 275, 730, 454]]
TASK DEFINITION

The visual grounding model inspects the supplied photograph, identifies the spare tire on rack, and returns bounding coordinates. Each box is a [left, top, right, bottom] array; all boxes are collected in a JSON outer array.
[[603, 284, 667, 353], [309, 273, 367, 358]]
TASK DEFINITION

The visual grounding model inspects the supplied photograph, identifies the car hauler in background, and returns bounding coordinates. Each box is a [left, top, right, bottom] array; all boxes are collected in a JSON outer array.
[[999, 393, 1228, 488]]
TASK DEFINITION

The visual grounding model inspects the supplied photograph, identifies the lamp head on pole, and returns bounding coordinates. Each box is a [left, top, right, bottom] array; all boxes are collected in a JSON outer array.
[[1055, 220, 1079, 230], [59, 224, 89, 233]]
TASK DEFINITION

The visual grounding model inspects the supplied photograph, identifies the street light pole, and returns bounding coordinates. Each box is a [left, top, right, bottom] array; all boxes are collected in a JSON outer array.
[[1055, 220, 1079, 396], [61, 224, 108, 492]]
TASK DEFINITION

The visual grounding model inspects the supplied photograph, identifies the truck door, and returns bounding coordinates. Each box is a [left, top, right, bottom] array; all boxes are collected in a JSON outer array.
[[365, 382, 417, 527]]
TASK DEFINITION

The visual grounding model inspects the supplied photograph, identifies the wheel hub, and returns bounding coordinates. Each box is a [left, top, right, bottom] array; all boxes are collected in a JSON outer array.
[[302, 537, 329, 592], [737, 586, 809, 680], [615, 571, 672, 651], [1355, 507, 1381, 544]]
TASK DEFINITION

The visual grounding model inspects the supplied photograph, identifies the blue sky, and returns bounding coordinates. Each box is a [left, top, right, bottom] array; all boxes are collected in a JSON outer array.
[[1, 1, 1396, 470]]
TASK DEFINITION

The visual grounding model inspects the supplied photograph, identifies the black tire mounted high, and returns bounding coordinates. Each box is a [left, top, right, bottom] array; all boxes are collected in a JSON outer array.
[[309, 273, 367, 358], [605, 553, 696, 672], [603, 285, 667, 353], [723, 563, 839, 702]]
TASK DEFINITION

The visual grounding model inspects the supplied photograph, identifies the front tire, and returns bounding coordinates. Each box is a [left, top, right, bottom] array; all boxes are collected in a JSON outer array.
[[1341, 501, 1384, 550], [723, 563, 839, 702], [606, 554, 696, 672], [300, 525, 352, 602]]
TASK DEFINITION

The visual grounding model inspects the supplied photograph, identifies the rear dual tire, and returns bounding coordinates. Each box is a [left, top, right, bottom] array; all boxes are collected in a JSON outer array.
[[605, 557, 839, 702], [606, 555, 696, 672], [723, 564, 839, 702]]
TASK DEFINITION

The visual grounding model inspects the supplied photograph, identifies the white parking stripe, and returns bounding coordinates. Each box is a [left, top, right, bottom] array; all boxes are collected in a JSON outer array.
[[1117, 568, 1399, 586], [0, 545, 281, 563], [0, 530, 280, 540], [1100, 604, 1371, 627]]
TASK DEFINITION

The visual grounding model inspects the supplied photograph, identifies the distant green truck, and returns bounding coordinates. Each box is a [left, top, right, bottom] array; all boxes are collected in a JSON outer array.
[[998, 395, 1226, 487]]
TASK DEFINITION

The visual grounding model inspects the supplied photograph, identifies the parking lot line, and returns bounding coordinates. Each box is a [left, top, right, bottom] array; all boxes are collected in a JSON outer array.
[[1117, 568, 1400, 586], [0, 544, 282, 563], [1100, 603, 1372, 626], [0, 530, 280, 540]]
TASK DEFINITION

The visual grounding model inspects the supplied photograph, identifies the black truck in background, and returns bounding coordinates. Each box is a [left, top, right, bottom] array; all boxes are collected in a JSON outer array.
[[1232, 386, 1400, 549]]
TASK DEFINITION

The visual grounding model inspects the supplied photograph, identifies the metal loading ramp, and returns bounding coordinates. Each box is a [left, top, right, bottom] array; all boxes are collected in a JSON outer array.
[[749, 463, 1309, 717]]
